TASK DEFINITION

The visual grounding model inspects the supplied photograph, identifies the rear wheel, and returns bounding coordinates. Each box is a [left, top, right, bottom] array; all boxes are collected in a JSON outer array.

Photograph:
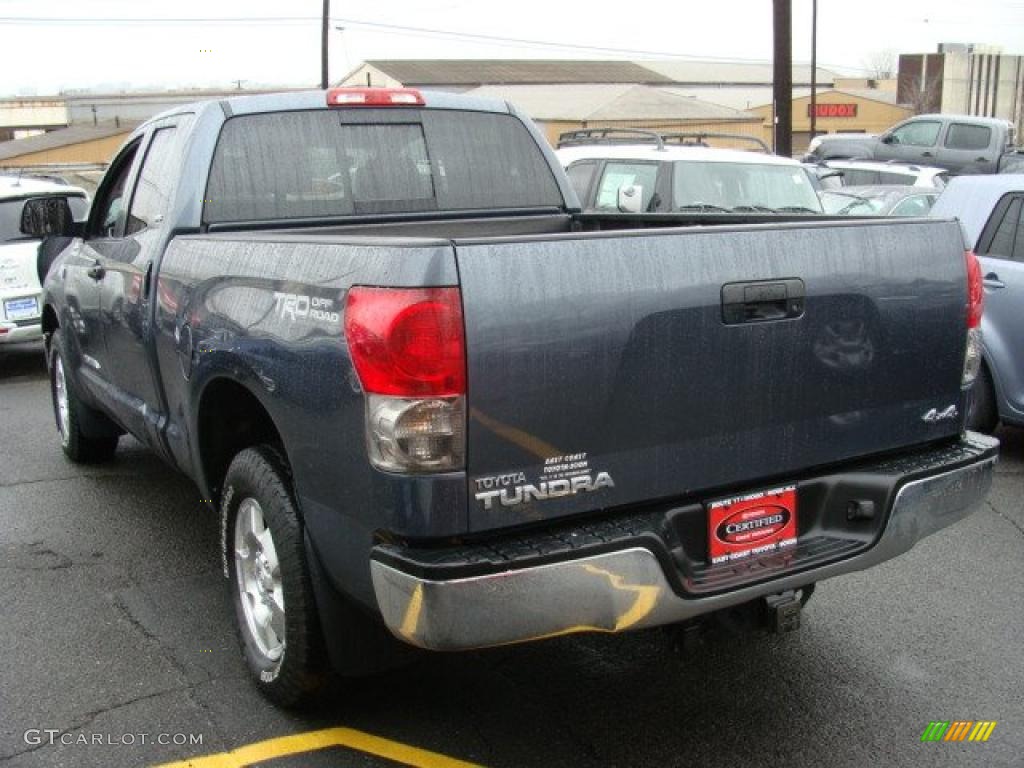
[[966, 365, 998, 433], [224, 446, 330, 707], [48, 330, 119, 463]]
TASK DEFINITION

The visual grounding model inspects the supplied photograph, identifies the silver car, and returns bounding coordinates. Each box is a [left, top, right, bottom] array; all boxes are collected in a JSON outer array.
[[931, 175, 1024, 431]]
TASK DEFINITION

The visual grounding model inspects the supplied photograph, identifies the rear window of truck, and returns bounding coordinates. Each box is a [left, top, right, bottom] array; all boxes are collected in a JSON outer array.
[[203, 109, 563, 223]]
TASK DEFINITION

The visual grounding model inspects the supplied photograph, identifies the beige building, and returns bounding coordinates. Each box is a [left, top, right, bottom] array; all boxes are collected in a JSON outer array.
[[749, 89, 913, 154], [0, 98, 67, 142], [0, 123, 137, 168], [460, 83, 764, 146], [337, 60, 821, 148]]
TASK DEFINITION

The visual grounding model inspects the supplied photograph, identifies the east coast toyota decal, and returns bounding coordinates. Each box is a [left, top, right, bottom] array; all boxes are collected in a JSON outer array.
[[708, 485, 798, 564]]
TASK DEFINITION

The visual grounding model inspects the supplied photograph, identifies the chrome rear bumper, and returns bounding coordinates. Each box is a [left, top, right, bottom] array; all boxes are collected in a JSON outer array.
[[371, 434, 998, 651]]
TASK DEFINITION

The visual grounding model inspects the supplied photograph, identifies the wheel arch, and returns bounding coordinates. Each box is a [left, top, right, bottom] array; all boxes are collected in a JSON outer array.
[[194, 376, 288, 505], [979, 322, 1013, 420], [41, 303, 59, 335]]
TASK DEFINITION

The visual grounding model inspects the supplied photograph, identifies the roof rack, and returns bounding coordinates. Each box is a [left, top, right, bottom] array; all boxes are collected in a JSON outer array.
[[556, 129, 770, 154], [557, 128, 666, 150], [658, 132, 770, 153]]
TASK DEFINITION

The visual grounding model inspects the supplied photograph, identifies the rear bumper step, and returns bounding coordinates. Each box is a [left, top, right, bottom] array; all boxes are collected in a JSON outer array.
[[370, 433, 998, 651]]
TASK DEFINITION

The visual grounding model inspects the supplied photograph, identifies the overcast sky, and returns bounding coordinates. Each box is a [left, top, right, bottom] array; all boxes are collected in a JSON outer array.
[[1, 0, 1022, 96]]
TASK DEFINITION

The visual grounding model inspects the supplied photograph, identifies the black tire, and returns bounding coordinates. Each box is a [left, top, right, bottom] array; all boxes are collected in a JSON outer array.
[[48, 330, 119, 463], [967, 365, 999, 434], [223, 445, 330, 707]]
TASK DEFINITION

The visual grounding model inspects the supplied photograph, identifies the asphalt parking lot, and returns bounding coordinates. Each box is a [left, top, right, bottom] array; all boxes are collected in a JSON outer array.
[[1, 340, 1022, 768]]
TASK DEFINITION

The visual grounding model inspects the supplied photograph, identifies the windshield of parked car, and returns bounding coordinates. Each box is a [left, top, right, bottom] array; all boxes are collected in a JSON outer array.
[[204, 109, 564, 223], [0, 196, 88, 243], [820, 191, 880, 215], [672, 161, 822, 213]]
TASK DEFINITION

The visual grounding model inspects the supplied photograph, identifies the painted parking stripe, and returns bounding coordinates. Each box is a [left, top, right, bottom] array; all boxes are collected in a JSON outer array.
[[153, 726, 484, 768]]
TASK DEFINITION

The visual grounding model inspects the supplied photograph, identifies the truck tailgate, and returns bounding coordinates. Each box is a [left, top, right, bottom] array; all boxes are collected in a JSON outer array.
[[456, 219, 968, 532]]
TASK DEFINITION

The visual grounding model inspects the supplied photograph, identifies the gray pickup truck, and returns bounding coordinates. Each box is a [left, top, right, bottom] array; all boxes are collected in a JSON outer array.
[[806, 114, 1022, 175], [22, 88, 997, 707]]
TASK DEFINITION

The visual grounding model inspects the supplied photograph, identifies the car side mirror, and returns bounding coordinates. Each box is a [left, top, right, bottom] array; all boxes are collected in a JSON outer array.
[[19, 196, 77, 238], [881, 134, 895, 145], [616, 184, 643, 214]]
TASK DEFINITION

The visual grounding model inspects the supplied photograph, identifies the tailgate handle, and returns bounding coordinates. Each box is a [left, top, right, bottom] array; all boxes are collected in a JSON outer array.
[[721, 279, 805, 325]]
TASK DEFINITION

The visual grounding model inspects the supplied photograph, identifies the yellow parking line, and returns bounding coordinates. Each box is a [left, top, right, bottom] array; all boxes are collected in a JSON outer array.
[[154, 726, 484, 768]]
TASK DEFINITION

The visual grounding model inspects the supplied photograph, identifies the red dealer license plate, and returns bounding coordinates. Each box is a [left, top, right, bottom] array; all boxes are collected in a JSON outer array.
[[707, 485, 798, 565]]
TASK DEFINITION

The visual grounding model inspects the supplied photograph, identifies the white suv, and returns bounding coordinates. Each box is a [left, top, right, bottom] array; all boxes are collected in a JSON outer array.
[[556, 130, 823, 214], [1, 176, 89, 344], [814, 159, 948, 190]]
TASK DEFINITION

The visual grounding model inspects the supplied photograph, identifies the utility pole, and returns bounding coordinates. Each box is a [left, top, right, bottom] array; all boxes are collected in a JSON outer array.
[[810, 0, 818, 141], [320, 0, 330, 89], [773, 0, 793, 157]]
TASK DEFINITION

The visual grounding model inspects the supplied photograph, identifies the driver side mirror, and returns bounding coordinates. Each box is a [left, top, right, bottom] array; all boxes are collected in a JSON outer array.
[[19, 196, 77, 238], [616, 184, 643, 214], [881, 134, 896, 145]]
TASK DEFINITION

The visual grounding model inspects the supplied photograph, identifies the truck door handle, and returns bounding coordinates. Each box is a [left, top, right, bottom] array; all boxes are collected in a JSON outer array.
[[922, 151, 934, 158], [976, 157, 988, 162], [721, 278, 805, 325], [86, 260, 105, 280], [984, 272, 1006, 289]]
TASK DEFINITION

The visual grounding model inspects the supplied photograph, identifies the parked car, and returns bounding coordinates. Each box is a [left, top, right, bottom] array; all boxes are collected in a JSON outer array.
[[29, 88, 997, 708], [0, 176, 88, 344], [812, 160, 948, 190], [557, 129, 823, 214], [819, 185, 939, 217], [805, 115, 1020, 175], [931, 174, 1024, 431]]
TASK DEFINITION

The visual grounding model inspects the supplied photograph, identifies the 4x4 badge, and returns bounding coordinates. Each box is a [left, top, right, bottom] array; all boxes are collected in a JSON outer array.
[[922, 405, 958, 423]]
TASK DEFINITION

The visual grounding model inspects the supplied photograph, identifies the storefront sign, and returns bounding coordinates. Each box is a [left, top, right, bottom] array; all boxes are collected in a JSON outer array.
[[808, 103, 858, 118]]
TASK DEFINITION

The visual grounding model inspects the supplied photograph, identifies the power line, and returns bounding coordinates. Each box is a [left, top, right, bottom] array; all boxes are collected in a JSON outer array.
[[8, 13, 1010, 74], [333, 17, 877, 73], [0, 16, 323, 25]]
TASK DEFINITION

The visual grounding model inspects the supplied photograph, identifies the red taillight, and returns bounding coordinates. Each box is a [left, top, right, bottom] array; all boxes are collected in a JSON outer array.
[[962, 250, 985, 389], [965, 250, 984, 329], [326, 87, 425, 107], [344, 287, 465, 397]]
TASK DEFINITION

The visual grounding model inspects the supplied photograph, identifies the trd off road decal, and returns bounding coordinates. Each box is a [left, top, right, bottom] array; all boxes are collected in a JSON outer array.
[[272, 292, 340, 323], [473, 453, 614, 510]]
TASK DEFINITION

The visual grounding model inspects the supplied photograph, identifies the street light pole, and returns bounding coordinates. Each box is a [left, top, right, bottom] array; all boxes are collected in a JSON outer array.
[[810, 0, 818, 141], [320, 0, 330, 89], [773, 0, 793, 157]]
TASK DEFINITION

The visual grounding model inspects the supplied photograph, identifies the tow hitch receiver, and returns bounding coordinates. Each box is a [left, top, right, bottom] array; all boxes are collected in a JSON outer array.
[[764, 590, 802, 633]]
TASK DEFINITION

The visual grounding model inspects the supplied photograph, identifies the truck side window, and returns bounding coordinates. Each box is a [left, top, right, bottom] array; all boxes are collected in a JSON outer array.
[[126, 127, 178, 235], [88, 140, 140, 239], [889, 121, 941, 147], [944, 124, 991, 151], [983, 197, 1021, 259], [565, 161, 598, 204]]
